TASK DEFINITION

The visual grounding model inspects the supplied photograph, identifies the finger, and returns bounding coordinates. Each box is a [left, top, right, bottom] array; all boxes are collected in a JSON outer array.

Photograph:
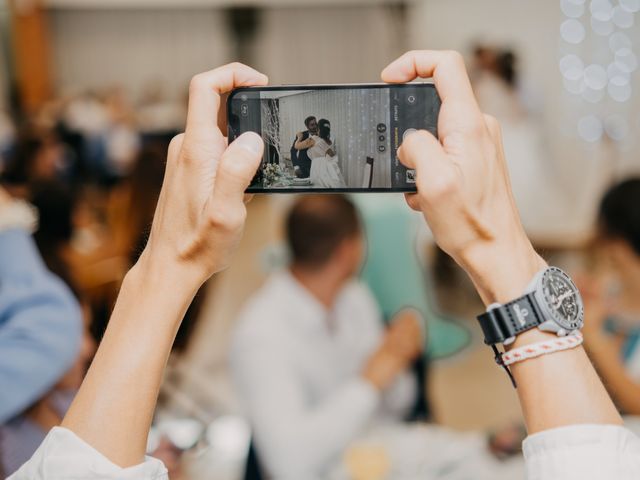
[[404, 193, 422, 211], [399, 130, 461, 206], [381, 50, 479, 117], [187, 63, 268, 136], [210, 132, 264, 209], [244, 194, 254, 205]]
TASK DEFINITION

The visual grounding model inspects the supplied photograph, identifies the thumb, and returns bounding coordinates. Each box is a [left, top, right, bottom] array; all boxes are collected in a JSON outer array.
[[398, 130, 455, 201], [211, 132, 263, 208]]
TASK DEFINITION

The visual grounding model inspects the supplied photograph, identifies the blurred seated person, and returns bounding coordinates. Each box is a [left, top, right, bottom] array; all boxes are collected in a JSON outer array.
[[230, 194, 423, 478], [2, 131, 73, 198], [0, 314, 95, 476], [582, 178, 640, 415], [0, 185, 83, 478]]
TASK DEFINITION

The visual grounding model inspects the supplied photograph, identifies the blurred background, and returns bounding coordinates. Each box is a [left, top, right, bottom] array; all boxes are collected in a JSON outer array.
[[1, 0, 639, 479]]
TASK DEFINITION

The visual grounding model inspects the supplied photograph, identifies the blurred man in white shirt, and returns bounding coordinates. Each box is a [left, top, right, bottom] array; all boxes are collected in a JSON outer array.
[[230, 194, 423, 479]]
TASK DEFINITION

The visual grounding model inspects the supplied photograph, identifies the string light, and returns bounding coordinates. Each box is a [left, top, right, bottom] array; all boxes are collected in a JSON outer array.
[[559, 0, 637, 142]]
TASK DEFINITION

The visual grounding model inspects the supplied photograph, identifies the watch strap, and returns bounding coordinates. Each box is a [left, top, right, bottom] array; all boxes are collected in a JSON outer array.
[[477, 292, 544, 345]]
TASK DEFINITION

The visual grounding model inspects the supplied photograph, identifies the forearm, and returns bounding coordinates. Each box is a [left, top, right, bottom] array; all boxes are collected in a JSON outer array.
[[511, 334, 621, 433], [465, 249, 621, 433], [295, 139, 313, 150], [61, 257, 199, 467]]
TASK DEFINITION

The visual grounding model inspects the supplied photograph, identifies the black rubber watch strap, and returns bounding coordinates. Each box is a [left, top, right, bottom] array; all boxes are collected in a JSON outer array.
[[477, 292, 544, 345]]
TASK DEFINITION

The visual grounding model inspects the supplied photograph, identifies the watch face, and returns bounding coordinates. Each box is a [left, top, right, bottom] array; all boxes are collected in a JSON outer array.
[[540, 267, 584, 330]]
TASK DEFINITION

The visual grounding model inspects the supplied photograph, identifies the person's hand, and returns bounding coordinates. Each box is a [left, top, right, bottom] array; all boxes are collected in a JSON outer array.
[[385, 309, 423, 362], [296, 131, 304, 141], [362, 347, 406, 391], [362, 310, 423, 390], [381, 51, 546, 305], [136, 63, 268, 289]]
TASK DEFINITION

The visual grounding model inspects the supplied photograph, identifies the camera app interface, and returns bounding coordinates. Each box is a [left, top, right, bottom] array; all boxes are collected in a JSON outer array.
[[228, 85, 440, 191]]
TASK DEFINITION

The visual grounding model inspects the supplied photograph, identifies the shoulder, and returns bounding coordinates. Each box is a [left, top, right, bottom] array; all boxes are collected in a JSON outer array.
[[231, 275, 290, 347], [340, 280, 381, 319]]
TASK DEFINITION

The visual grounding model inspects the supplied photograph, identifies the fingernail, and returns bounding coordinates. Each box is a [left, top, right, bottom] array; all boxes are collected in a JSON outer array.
[[234, 132, 263, 156]]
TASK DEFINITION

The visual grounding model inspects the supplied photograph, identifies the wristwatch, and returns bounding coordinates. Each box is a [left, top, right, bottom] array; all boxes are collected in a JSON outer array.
[[477, 266, 584, 387], [477, 266, 584, 347]]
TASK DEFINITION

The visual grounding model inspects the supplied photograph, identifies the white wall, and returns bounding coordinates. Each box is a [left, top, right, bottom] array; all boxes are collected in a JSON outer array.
[[49, 9, 229, 100], [48, 5, 406, 98]]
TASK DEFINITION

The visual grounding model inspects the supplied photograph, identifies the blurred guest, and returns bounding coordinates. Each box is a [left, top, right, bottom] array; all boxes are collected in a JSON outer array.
[[2, 132, 72, 193], [0, 109, 15, 170], [137, 81, 186, 134], [0, 319, 95, 476], [30, 182, 79, 292], [103, 87, 141, 180], [0, 185, 82, 427], [230, 195, 422, 479], [582, 178, 640, 415], [0, 182, 91, 475], [470, 44, 562, 239]]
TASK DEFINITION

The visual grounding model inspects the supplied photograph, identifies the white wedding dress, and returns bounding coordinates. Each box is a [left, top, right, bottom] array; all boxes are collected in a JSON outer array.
[[308, 136, 346, 188]]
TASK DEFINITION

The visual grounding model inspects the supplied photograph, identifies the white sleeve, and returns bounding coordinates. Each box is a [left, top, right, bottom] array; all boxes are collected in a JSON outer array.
[[523, 424, 640, 480], [230, 328, 380, 478], [9, 427, 168, 480], [380, 370, 418, 419]]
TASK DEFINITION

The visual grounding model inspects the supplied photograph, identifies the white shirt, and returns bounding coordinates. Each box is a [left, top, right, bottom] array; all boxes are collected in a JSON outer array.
[[228, 271, 417, 478], [11, 421, 640, 480]]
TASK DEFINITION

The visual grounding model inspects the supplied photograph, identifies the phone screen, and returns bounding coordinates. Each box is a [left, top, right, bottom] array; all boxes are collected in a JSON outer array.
[[227, 84, 440, 193]]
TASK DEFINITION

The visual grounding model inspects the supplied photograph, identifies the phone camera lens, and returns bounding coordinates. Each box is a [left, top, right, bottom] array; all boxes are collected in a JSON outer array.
[[241, 103, 249, 117], [378, 145, 386, 152], [376, 123, 387, 133]]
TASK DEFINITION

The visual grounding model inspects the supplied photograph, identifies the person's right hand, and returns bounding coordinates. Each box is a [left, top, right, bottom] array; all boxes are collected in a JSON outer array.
[[362, 311, 423, 391], [381, 51, 546, 305], [385, 309, 423, 363], [137, 63, 267, 291]]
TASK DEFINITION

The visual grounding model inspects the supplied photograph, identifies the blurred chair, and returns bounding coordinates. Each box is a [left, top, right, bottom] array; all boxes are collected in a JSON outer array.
[[353, 194, 470, 359]]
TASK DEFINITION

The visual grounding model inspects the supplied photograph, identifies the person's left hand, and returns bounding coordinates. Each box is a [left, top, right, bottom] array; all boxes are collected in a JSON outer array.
[[137, 63, 268, 289], [386, 309, 424, 362]]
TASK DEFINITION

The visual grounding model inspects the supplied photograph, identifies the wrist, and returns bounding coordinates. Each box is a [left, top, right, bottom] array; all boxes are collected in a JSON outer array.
[[461, 240, 547, 305], [133, 247, 207, 296]]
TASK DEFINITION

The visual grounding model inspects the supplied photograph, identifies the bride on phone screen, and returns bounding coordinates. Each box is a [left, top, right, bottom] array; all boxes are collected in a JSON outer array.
[[307, 119, 346, 188]]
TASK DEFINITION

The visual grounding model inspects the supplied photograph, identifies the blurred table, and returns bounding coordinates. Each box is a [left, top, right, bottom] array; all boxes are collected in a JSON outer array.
[[329, 422, 525, 480]]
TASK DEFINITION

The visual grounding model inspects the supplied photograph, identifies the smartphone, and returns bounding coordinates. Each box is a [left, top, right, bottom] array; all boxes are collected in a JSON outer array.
[[227, 83, 440, 193]]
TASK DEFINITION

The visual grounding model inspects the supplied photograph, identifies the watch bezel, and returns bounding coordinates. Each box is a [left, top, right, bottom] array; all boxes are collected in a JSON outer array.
[[533, 266, 584, 332]]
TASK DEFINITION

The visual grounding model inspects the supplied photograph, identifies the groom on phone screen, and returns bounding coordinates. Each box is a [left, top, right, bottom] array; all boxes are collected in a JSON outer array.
[[291, 116, 318, 178]]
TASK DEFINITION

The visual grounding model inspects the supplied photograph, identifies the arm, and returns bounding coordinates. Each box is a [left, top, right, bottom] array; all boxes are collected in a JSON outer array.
[[0, 222, 82, 423], [382, 50, 638, 477], [11, 63, 269, 478], [294, 134, 315, 150]]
